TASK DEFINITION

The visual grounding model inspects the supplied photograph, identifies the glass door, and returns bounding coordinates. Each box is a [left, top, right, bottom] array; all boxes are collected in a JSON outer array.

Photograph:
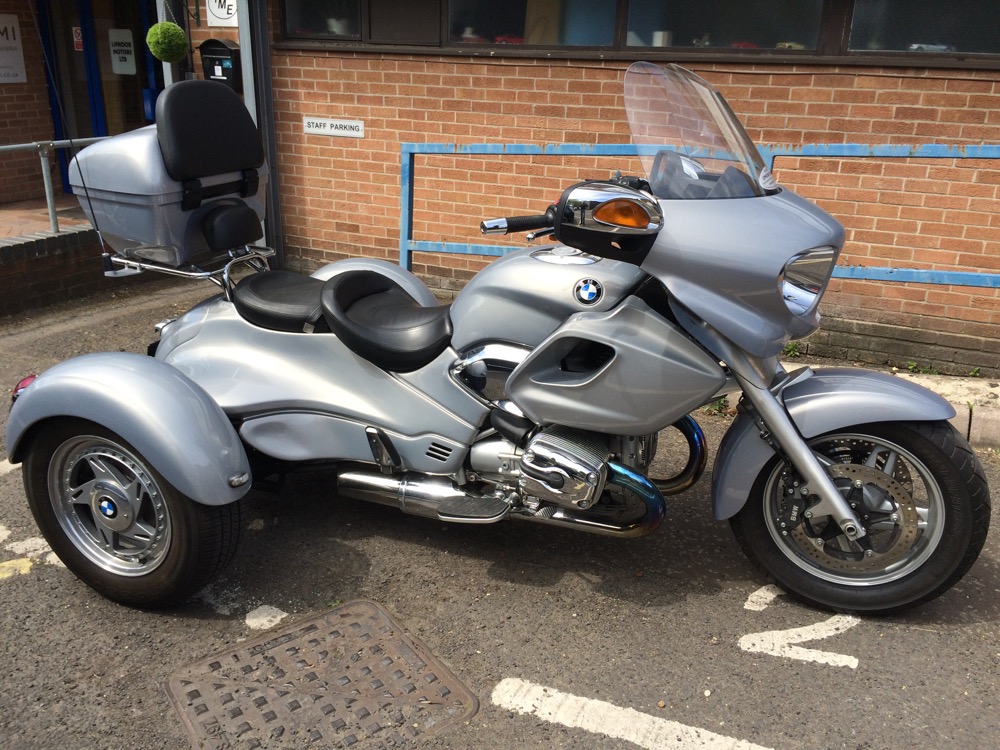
[[90, 0, 161, 133], [37, 0, 163, 189]]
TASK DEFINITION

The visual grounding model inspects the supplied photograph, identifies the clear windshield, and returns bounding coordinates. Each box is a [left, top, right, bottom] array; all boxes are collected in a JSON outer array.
[[624, 62, 778, 200]]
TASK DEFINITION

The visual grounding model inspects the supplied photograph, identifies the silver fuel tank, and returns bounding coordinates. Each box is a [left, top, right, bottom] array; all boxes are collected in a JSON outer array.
[[449, 245, 647, 350]]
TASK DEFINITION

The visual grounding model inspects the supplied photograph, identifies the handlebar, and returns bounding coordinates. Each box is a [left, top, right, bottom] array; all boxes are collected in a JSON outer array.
[[481, 204, 558, 235], [481, 214, 551, 235]]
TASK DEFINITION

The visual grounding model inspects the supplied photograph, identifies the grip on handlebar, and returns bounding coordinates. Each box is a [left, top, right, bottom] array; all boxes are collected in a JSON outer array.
[[505, 214, 552, 233], [480, 212, 554, 235]]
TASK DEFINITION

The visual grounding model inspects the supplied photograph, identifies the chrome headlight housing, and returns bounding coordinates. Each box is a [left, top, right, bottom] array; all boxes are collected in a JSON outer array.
[[779, 247, 837, 317]]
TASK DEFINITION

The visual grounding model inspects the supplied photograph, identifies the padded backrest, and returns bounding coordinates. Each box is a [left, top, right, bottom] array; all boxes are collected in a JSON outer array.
[[155, 80, 264, 182]]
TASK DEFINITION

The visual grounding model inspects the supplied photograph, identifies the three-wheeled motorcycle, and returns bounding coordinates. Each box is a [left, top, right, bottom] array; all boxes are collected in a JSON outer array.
[[6, 63, 990, 612]]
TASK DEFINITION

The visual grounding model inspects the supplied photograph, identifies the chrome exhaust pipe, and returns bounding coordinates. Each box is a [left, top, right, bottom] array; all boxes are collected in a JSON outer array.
[[339, 460, 666, 538], [337, 470, 467, 519], [652, 415, 707, 496], [511, 460, 666, 538]]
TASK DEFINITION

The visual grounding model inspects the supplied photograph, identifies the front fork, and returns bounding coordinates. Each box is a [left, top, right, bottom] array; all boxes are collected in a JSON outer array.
[[734, 371, 870, 549]]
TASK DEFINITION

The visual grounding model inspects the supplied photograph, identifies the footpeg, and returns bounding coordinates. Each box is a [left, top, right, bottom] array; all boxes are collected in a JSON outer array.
[[437, 494, 509, 523]]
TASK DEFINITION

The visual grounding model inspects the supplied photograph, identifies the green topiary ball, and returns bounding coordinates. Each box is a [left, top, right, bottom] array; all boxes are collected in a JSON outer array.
[[146, 21, 189, 63]]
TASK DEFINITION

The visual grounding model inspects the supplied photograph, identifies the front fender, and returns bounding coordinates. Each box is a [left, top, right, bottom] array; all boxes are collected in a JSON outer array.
[[6, 352, 250, 506], [712, 367, 955, 520]]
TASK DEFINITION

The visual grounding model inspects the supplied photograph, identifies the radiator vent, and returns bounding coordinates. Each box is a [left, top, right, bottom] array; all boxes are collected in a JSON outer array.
[[426, 442, 453, 462]]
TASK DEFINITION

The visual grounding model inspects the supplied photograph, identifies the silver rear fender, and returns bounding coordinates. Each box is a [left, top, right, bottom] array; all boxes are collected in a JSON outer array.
[[712, 367, 955, 520], [6, 352, 250, 506]]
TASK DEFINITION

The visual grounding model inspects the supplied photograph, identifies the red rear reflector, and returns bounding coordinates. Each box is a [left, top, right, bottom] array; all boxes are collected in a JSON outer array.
[[12, 375, 37, 404]]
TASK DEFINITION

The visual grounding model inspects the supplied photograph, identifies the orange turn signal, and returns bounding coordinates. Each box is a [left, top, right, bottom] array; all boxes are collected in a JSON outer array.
[[592, 199, 651, 229]]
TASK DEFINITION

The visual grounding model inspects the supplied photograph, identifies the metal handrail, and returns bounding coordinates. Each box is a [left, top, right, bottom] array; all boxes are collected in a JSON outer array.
[[0, 136, 108, 234]]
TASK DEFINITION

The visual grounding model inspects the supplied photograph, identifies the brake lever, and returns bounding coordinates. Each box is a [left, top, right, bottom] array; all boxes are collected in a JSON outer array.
[[526, 228, 555, 241]]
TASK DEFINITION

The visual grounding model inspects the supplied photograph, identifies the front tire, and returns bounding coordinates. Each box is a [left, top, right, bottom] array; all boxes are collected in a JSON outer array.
[[730, 421, 990, 614], [23, 419, 242, 608]]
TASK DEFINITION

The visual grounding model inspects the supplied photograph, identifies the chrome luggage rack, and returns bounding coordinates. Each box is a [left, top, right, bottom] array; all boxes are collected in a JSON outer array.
[[102, 245, 276, 300]]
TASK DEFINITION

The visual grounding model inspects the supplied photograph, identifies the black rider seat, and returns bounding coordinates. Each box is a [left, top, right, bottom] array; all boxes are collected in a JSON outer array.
[[232, 271, 328, 333], [321, 269, 452, 372]]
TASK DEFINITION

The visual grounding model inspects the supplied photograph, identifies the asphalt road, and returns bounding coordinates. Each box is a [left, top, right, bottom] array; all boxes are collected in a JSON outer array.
[[0, 279, 997, 750]]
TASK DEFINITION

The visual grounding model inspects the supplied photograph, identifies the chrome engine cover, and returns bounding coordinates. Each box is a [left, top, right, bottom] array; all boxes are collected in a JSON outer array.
[[519, 427, 611, 510]]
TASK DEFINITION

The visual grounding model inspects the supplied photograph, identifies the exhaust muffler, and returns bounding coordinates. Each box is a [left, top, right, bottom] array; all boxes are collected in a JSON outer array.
[[337, 461, 666, 538]]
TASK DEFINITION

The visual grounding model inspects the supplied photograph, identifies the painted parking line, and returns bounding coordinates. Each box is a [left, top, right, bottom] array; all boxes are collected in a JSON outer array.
[[0, 459, 17, 478], [245, 604, 289, 630], [740, 586, 861, 669], [738, 615, 861, 669], [0, 558, 33, 580], [743, 584, 782, 611], [492, 677, 776, 750], [4, 535, 65, 568]]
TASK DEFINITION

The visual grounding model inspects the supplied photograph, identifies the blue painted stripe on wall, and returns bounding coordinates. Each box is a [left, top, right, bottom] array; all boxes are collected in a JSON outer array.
[[833, 266, 1000, 288], [408, 241, 511, 257], [399, 142, 1000, 285]]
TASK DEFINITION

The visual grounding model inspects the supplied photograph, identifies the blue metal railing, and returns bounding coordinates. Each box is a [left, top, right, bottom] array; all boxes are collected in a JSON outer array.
[[399, 142, 1000, 286]]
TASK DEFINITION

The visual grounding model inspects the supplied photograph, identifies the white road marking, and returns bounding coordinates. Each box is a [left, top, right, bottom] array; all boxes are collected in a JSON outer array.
[[5, 537, 51, 558], [3, 536, 64, 568], [245, 604, 289, 630], [744, 584, 782, 611], [492, 677, 777, 750], [738, 615, 861, 669], [0, 459, 17, 478]]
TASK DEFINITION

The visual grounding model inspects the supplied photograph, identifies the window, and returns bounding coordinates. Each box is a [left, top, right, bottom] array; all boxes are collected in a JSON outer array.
[[626, 0, 824, 51], [279, 0, 1000, 67], [849, 0, 1000, 55], [284, 0, 361, 39], [371, 0, 441, 45], [448, 0, 616, 46]]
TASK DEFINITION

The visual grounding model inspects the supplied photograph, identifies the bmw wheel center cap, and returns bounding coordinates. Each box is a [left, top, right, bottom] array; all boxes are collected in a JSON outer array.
[[574, 278, 603, 305], [99, 497, 118, 519]]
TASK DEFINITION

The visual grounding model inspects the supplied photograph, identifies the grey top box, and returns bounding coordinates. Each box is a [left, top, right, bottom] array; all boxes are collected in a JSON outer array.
[[69, 125, 268, 265]]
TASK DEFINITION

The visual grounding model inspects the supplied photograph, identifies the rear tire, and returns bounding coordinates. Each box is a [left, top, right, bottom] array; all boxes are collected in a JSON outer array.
[[730, 421, 990, 614], [23, 418, 242, 608]]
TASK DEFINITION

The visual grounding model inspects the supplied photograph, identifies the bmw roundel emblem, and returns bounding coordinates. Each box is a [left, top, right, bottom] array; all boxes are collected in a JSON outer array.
[[99, 498, 118, 519], [574, 278, 603, 305]]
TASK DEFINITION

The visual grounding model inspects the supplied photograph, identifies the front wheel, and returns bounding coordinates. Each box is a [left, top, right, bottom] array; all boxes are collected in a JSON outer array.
[[730, 421, 991, 614], [23, 419, 242, 608]]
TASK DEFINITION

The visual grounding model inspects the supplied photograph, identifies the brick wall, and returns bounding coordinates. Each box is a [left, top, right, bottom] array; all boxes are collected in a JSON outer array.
[[0, 229, 135, 316], [0, 1, 55, 204], [725, 68, 1000, 375], [266, 43, 1000, 374]]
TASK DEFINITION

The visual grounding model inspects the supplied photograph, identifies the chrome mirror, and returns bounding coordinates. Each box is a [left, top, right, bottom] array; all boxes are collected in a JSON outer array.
[[554, 181, 664, 264]]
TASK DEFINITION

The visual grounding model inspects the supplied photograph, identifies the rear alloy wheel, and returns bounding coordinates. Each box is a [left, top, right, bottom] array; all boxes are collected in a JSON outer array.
[[24, 419, 242, 608]]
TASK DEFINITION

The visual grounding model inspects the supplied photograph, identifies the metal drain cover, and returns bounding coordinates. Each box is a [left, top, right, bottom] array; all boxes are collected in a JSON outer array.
[[166, 600, 478, 749]]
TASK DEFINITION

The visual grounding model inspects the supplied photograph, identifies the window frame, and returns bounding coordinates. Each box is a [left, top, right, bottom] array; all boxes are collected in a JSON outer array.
[[276, 0, 1000, 70]]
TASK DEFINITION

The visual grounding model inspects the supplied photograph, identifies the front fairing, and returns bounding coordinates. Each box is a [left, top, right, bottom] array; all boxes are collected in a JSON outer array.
[[642, 190, 844, 359], [624, 62, 844, 359]]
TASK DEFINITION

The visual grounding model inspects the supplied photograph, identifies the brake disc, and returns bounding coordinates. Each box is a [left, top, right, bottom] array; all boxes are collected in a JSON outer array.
[[790, 463, 921, 572]]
